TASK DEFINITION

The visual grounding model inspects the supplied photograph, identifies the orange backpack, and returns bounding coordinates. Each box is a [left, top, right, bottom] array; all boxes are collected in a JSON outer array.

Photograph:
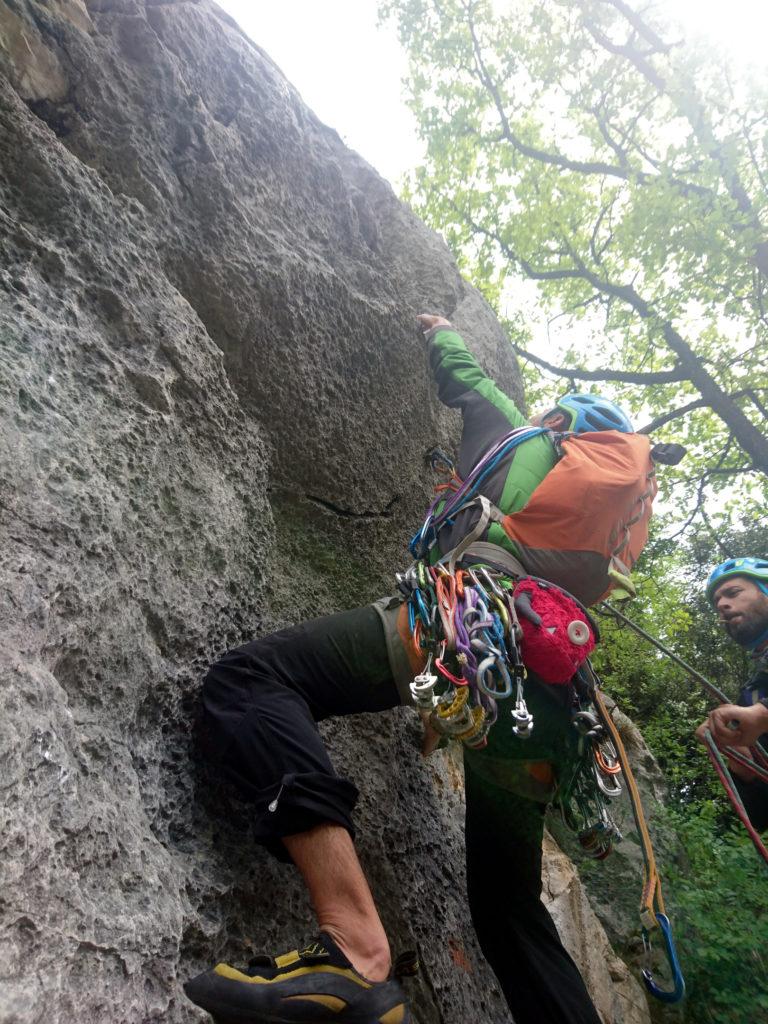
[[500, 432, 657, 607]]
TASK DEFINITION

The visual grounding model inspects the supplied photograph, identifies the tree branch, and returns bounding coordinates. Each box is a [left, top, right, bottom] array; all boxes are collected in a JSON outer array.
[[638, 396, 712, 434], [465, 215, 768, 473], [582, 17, 667, 93], [464, 4, 660, 184], [514, 344, 685, 385], [600, 0, 672, 53], [665, 439, 746, 541], [584, 0, 768, 278]]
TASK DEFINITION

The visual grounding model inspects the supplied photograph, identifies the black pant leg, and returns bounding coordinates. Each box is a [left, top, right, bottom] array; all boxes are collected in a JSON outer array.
[[736, 776, 768, 832], [200, 604, 400, 853], [464, 759, 602, 1024]]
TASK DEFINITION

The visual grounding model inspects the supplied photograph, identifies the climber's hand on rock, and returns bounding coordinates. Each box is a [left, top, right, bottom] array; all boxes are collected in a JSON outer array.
[[416, 313, 452, 333]]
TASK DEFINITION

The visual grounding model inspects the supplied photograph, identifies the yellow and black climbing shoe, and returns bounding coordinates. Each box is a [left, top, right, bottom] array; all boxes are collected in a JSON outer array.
[[183, 932, 413, 1024]]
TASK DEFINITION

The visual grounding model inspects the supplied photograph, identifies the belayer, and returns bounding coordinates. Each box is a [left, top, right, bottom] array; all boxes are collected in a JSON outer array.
[[185, 313, 661, 1024], [696, 557, 768, 833]]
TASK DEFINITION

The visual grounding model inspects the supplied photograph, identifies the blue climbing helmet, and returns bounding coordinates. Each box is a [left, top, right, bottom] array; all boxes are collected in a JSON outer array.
[[706, 557, 768, 604], [550, 393, 633, 434]]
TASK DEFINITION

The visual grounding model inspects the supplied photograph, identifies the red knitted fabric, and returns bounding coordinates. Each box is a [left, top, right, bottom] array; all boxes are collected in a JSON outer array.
[[515, 579, 596, 684]]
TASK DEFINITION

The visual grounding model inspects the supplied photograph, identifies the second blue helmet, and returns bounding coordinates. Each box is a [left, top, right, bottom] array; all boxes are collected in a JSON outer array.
[[706, 557, 768, 604]]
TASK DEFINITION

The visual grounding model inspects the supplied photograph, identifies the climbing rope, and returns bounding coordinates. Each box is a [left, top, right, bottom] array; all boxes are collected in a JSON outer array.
[[702, 730, 768, 869], [409, 426, 547, 558]]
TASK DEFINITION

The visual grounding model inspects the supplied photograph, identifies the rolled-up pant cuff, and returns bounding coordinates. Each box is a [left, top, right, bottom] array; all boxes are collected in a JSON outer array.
[[249, 772, 360, 862]]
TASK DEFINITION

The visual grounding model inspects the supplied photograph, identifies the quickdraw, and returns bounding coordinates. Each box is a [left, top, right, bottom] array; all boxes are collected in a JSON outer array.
[[555, 702, 624, 862]]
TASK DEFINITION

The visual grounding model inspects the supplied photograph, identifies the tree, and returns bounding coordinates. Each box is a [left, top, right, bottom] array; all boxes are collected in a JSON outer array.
[[381, 0, 768, 523]]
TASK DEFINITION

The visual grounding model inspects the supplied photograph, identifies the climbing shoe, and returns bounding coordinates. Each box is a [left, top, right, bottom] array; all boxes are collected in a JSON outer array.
[[183, 932, 413, 1024]]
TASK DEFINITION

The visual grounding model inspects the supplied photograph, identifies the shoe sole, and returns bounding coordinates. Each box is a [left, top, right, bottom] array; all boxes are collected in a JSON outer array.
[[185, 975, 410, 1024], [211, 1010, 409, 1024]]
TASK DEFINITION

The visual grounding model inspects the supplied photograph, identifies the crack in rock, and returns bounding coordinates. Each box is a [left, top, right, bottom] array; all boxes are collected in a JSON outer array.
[[306, 493, 400, 519]]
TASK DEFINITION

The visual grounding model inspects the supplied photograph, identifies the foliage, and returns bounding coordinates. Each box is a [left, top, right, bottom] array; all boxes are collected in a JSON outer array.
[[658, 805, 768, 1024], [589, 520, 768, 1022], [380, 0, 768, 524]]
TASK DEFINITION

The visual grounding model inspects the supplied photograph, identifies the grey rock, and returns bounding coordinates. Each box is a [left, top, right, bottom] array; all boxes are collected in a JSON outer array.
[[0, 2, 647, 1022]]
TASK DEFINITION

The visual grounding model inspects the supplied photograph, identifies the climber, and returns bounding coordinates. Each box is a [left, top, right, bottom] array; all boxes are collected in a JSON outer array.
[[695, 558, 768, 829], [184, 313, 638, 1024]]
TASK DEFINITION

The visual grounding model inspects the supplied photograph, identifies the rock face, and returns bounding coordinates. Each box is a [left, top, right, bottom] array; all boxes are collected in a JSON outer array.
[[542, 833, 652, 1024], [0, 2, 649, 1022]]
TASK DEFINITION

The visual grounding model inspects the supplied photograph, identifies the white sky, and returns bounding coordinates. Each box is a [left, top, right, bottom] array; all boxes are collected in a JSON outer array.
[[217, 1, 419, 186], [216, 0, 768, 188]]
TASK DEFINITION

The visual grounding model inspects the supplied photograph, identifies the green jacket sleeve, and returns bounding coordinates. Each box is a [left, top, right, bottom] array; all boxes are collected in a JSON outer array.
[[424, 324, 557, 535], [427, 326, 528, 429]]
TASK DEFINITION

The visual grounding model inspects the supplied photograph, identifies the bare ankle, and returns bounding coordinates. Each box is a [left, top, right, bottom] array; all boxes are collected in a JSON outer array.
[[321, 924, 391, 982]]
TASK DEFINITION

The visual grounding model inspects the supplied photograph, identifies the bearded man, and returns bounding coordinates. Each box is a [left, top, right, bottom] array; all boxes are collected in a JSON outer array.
[[696, 557, 768, 830]]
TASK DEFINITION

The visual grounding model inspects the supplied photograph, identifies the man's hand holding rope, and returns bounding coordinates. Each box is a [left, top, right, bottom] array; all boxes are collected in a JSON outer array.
[[696, 703, 768, 780]]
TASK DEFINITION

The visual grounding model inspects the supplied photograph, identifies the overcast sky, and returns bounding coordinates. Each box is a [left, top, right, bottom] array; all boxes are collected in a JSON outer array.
[[216, 1, 418, 185], [216, 0, 768, 188]]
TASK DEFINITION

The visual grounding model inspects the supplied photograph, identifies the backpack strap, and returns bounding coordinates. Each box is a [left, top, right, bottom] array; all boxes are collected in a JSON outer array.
[[443, 495, 507, 575]]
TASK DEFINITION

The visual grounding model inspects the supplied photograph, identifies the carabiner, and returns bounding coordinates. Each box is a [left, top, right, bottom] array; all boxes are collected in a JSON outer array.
[[641, 913, 686, 1004], [417, 561, 429, 590], [572, 710, 601, 737], [595, 764, 622, 798], [477, 567, 505, 599], [413, 588, 431, 628], [467, 567, 490, 602], [491, 595, 510, 633], [477, 656, 514, 700]]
